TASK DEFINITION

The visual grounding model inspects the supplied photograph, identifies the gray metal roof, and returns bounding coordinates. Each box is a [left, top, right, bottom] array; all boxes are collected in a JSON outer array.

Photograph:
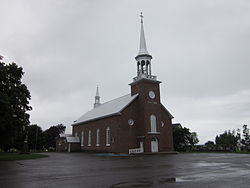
[[59, 133, 72, 138], [66, 136, 80, 143], [72, 94, 139, 125]]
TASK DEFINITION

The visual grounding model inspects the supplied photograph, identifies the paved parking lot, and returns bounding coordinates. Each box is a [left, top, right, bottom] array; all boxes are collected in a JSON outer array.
[[0, 152, 250, 188]]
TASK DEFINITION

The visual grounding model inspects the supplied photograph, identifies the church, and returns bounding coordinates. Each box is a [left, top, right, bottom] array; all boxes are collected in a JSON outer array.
[[66, 15, 174, 154]]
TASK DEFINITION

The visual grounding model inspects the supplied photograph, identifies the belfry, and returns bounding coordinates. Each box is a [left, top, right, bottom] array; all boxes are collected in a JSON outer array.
[[134, 12, 154, 81]]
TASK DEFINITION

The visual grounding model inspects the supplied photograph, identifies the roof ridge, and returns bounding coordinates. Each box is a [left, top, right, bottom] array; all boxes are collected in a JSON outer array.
[[95, 93, 131, 107]]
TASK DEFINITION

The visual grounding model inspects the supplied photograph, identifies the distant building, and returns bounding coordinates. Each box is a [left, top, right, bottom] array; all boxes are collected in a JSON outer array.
[[172, 123, 182, 128], [59, 15, 174, 154], [56, 134, 80, 152]]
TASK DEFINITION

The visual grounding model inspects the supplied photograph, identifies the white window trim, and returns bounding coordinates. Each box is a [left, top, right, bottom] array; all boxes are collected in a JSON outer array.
[[150, 114, 157, 133], [88, 130, 91, 146], [96, 129, 100, 147], [81, 131, 84, 147], [106, 127, 110, 146], [147, 132, 160, 135]]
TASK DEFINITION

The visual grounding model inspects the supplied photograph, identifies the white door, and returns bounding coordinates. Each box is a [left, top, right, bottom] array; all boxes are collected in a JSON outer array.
[[151, 139, 158, 152], [140, 141, 144, 152]]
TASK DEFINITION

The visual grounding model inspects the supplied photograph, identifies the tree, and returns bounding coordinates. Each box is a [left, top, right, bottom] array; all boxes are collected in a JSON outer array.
[[42, 124, 66, 150], [242, 125, 249, 144], [27, 124, 43, 151], [204, 141, 215, 150], [0, 57, 32, 151], [215, 130, 238, 151], [205, 141, 215, 147], [173, 125, 199, 151], [242, 124, 250, 151]]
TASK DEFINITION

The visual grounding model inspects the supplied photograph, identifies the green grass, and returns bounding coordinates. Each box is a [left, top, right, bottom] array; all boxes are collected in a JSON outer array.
[[0, 153, 49, 161]]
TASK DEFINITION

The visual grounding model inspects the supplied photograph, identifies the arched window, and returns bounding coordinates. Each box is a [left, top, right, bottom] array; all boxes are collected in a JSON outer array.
[[88, 130, 91, 146], [106, 127, 110, 146], [81, 131, 84, 147], [96, 129, 100, 146], [150, 115, 157, 132]]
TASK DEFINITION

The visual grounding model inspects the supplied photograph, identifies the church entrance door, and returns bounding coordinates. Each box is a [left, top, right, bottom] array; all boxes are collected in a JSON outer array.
[[140, 141, 144, 152], [151, 138, 158, 152]]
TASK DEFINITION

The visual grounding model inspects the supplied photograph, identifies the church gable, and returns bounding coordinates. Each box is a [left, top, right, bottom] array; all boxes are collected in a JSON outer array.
[[161, 104, 174, 119]]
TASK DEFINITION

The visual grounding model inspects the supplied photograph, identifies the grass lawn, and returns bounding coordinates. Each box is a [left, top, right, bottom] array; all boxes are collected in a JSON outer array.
[[0, 152, 49, 161]]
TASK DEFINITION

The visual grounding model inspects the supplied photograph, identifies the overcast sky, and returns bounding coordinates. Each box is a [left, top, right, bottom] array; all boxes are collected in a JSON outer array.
[[1, 0, 250, 144]]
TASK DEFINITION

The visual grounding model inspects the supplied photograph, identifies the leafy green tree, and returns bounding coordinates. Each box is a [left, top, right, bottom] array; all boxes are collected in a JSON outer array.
[[242, 125, 249, 144], [42, 124, 66, 150], [173, 125, 199, 151], [215, 130, 238, 151], [27, 124, 43, 151], [204, 141, 215, 150], [205, 141, 215, 147], [0, 57, 32, 151]]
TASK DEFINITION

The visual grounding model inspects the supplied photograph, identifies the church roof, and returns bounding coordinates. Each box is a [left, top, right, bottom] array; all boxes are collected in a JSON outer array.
[[72, 94, 139, 125], [161, 104, 174, 119], [66, 136, 80, 143]]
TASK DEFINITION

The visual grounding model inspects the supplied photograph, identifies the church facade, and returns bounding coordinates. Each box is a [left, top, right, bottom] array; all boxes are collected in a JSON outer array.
[[71, 16, 174, 154]]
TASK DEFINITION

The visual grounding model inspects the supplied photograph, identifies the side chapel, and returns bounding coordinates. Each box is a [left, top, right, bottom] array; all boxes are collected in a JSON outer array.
[[59, 15, 174, 154]]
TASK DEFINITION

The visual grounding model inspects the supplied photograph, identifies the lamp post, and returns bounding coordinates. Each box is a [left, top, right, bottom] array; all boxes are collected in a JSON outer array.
[[21, 125, 29, 154]]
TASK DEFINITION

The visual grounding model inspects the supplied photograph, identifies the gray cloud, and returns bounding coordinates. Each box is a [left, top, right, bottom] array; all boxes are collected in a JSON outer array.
[[1, 0, 250, 143]]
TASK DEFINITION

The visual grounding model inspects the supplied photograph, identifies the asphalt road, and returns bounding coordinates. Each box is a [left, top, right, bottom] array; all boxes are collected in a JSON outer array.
[[0, 152, 250, 188]]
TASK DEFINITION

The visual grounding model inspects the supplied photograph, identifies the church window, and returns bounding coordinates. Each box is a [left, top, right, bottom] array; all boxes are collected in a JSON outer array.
[[106, 127, 110, 146], [150, 115, 157, 132], [88, 130, 91, 146], [128, 119, 134, 126], [96, 129, 100, 146], [81, 131, 84, 146]]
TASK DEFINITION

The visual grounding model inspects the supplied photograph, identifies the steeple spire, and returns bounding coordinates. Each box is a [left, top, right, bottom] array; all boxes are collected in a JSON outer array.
[[96, 85, 99, 97], [94, 85, 101, 108], [132, 13, 156, 83], [138, 12, 149, 56]]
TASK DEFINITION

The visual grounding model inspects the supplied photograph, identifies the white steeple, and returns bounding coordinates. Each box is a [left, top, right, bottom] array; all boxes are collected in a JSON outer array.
[[133, 13, 156, 82], [94, 86, 101, 108], [138, 12, 149, 56]]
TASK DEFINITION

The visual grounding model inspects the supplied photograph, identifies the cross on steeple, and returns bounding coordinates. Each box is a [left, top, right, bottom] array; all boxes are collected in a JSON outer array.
[[140, 12, 143, 23]]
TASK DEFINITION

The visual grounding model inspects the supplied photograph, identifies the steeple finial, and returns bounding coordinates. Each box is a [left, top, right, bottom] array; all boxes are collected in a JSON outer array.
[[138, 12, 149, 56], [140, 12, 143, 23], [96, 85, 99, 97], [94, 85, 101, 108]]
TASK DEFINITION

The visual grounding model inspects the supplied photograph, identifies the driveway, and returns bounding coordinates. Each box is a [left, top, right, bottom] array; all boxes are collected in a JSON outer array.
[[0, 152, 250, 187]]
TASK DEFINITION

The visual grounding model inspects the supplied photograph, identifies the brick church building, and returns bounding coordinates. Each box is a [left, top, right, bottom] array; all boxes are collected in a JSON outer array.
[[68, 15, 174, 154]]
